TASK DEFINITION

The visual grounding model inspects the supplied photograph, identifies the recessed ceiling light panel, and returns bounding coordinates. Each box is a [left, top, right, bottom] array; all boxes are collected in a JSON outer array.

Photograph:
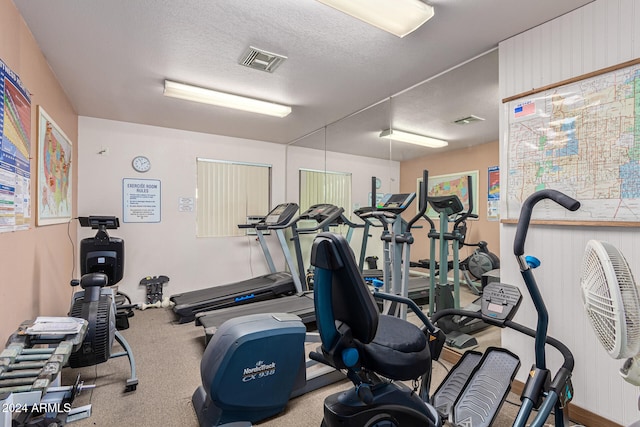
[[317, 0, 434, 38], [380, 129, 447, 148], [163, 80, 291, 118]]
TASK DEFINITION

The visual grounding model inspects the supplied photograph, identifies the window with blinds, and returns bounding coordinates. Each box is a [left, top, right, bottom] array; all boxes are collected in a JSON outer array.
[[196, 159, 271, 237], [299, 169, 352, 214]]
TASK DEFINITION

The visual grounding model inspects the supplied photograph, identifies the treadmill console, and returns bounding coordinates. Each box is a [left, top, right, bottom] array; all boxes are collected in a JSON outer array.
[[299, 203, 343, 223], [262, 203, 299, 226], [376, 193, 416, 214]]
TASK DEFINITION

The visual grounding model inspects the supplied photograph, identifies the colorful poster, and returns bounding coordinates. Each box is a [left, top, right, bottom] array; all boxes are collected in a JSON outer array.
[[0, 58, 31, 232], [487, 166, 500, 221], [488, 166, 500, 200]]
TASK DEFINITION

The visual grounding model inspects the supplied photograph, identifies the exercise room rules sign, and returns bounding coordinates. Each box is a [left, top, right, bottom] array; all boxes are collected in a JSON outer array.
[[122, 178, 161, 223]]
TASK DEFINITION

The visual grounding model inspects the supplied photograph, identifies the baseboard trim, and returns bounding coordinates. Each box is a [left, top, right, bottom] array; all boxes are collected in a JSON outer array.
[[439, 348, 621, 427]]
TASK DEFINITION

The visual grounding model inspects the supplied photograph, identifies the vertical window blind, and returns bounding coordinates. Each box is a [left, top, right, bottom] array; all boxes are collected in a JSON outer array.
[[299, 169, 352, 214], [197, 159, 271, 237]]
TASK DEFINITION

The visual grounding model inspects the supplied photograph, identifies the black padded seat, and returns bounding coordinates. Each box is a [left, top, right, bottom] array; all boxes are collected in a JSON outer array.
[[311, 232, 432, 381], [358, 314, 431, 380]]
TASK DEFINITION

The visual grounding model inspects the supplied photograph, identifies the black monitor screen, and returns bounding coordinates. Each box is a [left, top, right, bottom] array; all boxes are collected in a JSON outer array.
[[80, 237, 124, 286]]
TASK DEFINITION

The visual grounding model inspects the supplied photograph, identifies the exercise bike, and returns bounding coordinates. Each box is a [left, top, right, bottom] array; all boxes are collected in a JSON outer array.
[[457, 226, 500, 295], [308, 188, 578, 426], [68, 216, 138, 392]]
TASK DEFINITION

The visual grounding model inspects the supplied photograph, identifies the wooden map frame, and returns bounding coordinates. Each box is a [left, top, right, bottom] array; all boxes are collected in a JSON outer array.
[[502, 58, 640, 227]]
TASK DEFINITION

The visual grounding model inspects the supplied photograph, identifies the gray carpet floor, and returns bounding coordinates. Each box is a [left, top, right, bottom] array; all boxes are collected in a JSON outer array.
[[59, 307, 569, 426]]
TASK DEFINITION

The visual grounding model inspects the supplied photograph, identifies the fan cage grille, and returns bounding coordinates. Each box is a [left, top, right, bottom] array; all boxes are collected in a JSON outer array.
[[581, 240, 640, 359]]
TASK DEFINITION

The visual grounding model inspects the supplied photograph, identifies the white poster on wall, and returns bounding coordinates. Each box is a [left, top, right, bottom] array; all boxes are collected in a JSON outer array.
[[122, 178, 161, 223]]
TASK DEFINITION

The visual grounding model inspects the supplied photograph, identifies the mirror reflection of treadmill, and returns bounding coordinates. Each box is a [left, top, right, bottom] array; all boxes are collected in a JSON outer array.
[[196, 203, 346, 344], [170, 203, 301, 323]]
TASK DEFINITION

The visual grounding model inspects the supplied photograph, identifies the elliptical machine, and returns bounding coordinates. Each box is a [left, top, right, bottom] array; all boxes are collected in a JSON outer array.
[[420, 175, 496, 348], [308, 189, 578, 427], [68, 216, 138, 392]]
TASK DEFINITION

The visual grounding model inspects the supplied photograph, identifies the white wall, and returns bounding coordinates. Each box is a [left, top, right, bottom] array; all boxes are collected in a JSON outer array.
[[499, 0, 640, 424], [78, 117, 288, 303], [78, 117, 401, 304]]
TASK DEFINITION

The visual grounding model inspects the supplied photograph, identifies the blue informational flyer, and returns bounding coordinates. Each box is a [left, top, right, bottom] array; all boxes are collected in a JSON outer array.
[[0, 58, 31, 232]]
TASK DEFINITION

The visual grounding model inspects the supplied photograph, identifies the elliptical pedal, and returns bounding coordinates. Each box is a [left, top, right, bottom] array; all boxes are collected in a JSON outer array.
[[431, 350, 483, 419], [452, 347, 520, 427]]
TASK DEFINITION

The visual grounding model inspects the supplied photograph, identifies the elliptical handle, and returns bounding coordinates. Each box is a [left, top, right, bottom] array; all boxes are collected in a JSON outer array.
[[513, 190, 580, 256], [406, 170, 428, 232], [452, 175, 474, 230]]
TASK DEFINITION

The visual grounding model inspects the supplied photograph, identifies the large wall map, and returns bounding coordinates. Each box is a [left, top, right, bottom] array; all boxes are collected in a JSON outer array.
[[506, 60, 640, 223]]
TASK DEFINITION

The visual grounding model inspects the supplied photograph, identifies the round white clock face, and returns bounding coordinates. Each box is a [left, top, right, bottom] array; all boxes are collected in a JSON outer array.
[[132, 156, 151, 173]]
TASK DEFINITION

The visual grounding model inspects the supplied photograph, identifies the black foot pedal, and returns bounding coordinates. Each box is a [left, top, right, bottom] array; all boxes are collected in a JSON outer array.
[[446, 331, 478, 349], [452, 347, 520, 427], [431, 350, 482, 419]]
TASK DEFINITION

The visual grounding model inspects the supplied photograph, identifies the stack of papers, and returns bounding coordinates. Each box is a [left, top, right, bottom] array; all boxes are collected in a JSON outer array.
[[26, 317, 84, 335]]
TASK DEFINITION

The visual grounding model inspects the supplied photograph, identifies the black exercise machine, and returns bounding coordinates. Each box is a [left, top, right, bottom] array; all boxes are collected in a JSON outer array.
[[171, 203, 302, 323], [195, 203, 346, 344], [308, 188, 578, 427], [191, 207, 350, 426], [69, 215, 138, 392]]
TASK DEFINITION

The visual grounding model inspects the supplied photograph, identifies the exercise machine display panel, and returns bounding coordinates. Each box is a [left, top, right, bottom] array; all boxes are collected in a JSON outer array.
[[377, 193, 416, 213], [261, 203, 299, 226]]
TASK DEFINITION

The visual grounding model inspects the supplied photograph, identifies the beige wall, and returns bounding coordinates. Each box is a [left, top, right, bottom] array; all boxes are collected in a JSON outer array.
[[400, 140, 499, 264], [0, 0, 78, 343]]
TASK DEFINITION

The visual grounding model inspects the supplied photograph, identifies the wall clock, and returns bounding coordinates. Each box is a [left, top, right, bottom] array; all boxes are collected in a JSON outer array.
[[132, 155, 151, 173]]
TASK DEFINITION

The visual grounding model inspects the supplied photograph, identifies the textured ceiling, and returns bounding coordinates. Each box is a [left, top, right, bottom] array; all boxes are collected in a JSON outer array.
[[15, 0, 593, 159]]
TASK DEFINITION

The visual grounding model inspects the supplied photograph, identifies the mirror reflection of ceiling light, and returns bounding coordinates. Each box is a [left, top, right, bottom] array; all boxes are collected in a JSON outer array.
[[379, 129, 448, 148], [163, 80, 292, 118], [316, 0, 435, 38]]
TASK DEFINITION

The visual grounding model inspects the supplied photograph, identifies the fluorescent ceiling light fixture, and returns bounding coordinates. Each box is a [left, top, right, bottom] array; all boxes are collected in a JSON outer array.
[[163, 80, 291, 118], [379, 129, 448, 148], [316, 0, 434, 38]]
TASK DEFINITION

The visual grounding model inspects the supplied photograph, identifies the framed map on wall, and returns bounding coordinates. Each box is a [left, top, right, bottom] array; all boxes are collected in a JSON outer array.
[[504, 59, 640, 224], [37, 106, 72, 226], [417, 170, 479, 218]]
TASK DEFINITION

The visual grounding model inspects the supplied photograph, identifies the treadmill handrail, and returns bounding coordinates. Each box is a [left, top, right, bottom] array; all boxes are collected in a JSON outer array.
[[259, 214, 301, 230], [336, 214, 366, 229], [237, 223, 259, 229], [297, 207, 346, 233]]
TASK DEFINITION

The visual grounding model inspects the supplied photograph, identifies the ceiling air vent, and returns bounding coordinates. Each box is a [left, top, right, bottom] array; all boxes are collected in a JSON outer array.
[[239, 46, 287, 73], [453, 115, 485, 125]]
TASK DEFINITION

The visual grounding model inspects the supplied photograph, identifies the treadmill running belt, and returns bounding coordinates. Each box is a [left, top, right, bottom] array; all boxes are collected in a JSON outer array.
[[170, 272, 296, 323], [196, 293, 316, 345]]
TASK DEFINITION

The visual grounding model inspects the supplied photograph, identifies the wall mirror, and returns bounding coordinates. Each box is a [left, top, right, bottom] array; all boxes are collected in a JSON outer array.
[[285, 49, 500, 355]]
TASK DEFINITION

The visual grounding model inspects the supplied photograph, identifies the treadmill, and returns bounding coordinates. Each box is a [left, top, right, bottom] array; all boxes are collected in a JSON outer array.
[[170, 203, 303, 323], [195, 203, 346, 344]]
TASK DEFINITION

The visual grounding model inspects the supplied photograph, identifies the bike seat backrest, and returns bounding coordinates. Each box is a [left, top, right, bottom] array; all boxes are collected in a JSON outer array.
[[311, 233, 379, 353]]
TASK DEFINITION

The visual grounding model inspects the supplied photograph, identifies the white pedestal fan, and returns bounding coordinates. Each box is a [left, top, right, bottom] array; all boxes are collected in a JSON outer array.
[[581, 240, 640, 425]]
